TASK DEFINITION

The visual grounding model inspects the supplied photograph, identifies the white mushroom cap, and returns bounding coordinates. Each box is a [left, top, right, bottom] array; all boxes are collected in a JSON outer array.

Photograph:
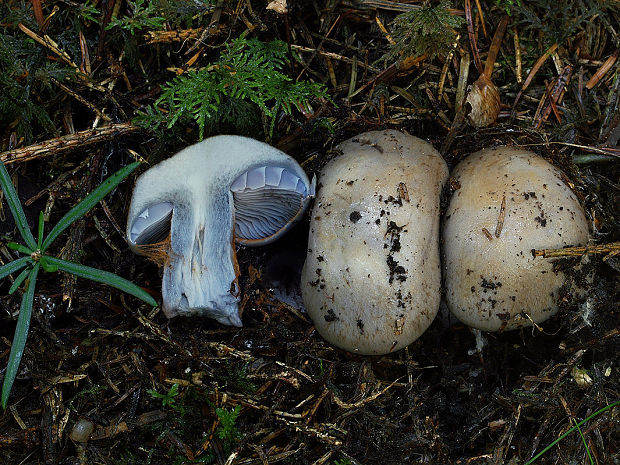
[[127, 135, 314, 325], [301, 130, 448, 355], [442, 146, 590, 331]]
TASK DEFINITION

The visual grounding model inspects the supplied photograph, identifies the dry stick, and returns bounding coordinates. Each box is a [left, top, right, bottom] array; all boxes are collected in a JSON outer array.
[[18, 23, 108, 93], [0, 123, 140, 165], [464, 0, 483, 75], [543, 79, 564, 124], [494, 195, 506, 238], [52, 78, 110, 121], [30, 0, 44, 28], [511, 43, 559, 117], [533, 66, 573, 128], [586, 48, 620, 89], [144, 28, 205, 44], [18, 23, 77, 67], [291, 45, 379, 72], [513, 27, 522, 83], [295, 14, 342, 82], [473, 0, 488, 38], [492, 404, 522, 465], [440, 53, 471, 154], [78, 30, 91, 75], [533, 242, 620, 259], [526, 141, 620, 159], [348, 0, 462, 14], [483, 16, 509, 79]]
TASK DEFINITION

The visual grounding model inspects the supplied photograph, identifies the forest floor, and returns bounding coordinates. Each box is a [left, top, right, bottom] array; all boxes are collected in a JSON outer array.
[[0, 1, 618, 464]]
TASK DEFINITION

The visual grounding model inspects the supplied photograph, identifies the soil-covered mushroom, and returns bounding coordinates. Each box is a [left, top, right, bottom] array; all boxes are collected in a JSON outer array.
[[127, 135, 314, 326], [301, 130, 448, 355], [442, 146, 589, 331]]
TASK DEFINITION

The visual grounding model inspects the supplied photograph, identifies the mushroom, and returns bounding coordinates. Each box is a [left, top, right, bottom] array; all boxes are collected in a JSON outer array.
[[127, 135, 315, 326], [301, 130, 448, 355], [442, 146, 589, 331]]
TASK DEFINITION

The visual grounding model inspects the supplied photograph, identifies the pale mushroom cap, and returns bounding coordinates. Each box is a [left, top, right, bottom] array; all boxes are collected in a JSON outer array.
[[442, 146, 590, 331], [301, 130, 449, 355], [126, 135, 313, 325]]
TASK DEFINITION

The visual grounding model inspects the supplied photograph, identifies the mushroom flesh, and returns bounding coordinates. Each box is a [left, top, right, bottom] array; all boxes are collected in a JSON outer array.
[[442, 147, 589, 331], [301, 130, 448, 355], [127, 135, 315, 326]]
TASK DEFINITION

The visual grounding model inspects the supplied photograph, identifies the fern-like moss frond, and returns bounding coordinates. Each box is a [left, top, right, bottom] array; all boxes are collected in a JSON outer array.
[[136, 33, 329, 139], [382, 1, 464, 65]]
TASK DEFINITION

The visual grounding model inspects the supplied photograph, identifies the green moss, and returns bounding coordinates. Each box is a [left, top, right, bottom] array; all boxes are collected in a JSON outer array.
[[382, 1, 464, 64], [135, 33, 330, 139]]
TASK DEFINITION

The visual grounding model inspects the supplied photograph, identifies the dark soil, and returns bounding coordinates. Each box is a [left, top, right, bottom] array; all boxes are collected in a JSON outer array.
[[1, 2, 619, 465]]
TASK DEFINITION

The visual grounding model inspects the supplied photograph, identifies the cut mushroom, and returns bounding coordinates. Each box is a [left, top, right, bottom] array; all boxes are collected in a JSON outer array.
[[442, 147, 590, 331], [127, 135, 314, 325], [301, 130, 449, 355]]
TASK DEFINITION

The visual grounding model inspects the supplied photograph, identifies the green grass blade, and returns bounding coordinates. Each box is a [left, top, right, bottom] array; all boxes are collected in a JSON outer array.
[[573, 417, 594, 465], [37, 211, 44, 248], [9, 267, 31, 295], [0, 256, 31, 280], [0, 162, 37, 250], [41, 162, 140, 252], [1, 263, 40, 409], [525, 399, 620, 464], [45, 256, 157, 307]]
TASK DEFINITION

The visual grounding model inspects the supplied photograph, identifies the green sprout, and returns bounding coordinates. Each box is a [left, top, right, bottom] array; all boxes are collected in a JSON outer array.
[[495, 0, 522, 16], [148, 383, 185, 414], [105, 0, 166, 35], [0, 160, 157, 409], [215, 405, 242, 452]]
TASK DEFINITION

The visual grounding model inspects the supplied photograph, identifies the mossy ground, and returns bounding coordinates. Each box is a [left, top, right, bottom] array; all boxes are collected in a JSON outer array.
[[1, 1, 618, 464]]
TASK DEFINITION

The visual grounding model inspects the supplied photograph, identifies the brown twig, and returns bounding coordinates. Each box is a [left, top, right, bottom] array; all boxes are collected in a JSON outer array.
[[31, 0, 44, 28], [494, 195, 506, 238], [18, 23, 77, 68], [511, 43, 559, 117], [533, 242, 620, 259], [533, 65, 573, 128], [483, 16, 509, 79], [292, 45, 379, 72], [52, 78, 110, 121], [0, 123, 140, 165], [464, 0, 483, 75], [586, 48, 620, 89]]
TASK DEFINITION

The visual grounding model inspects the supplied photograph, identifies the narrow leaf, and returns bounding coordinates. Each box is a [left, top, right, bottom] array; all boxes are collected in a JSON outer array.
[[1, 263, 39, 410], [0, 162, 37, 250], [37, 212, 44, 248], [41, 162, 140, 252], [45, 256, 158, 307], [9, 267, 31, 294], [0, 256, 32, 281], [7, 242, 33, 255]]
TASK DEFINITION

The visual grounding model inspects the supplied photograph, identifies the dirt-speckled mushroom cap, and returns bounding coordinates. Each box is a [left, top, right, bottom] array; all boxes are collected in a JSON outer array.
[[301, 130, 449, 355], [442, 146, 589, 331]]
